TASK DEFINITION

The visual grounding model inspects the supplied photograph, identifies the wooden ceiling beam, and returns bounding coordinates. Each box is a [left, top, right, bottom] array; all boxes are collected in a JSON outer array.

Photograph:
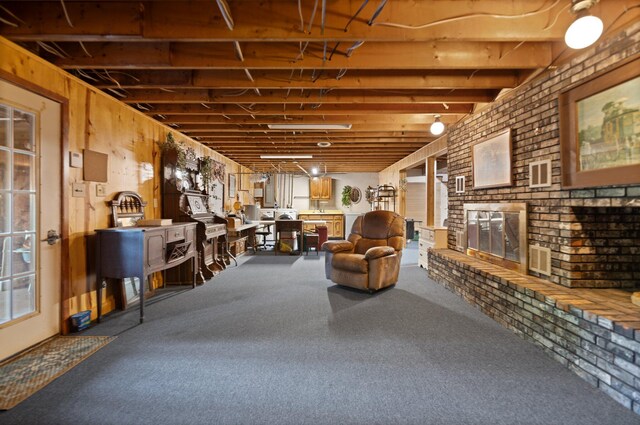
[[202, 142, 431, 147], [158, 114, 460, 125], [87, 69, 522, 90], [138, 103, 470, 115], [176, 123, 434, 132], [0, 0, 580, 42], [120, 89, 495, 104], [50, 41, 552, 70], [119, 89, 484, 105], [187, 132, 434, 139]]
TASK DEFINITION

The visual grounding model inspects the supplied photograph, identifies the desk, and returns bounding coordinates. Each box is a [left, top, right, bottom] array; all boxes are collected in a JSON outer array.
[[95, 223, 197, 324], [227, 223, 259, 256], [274, 220, 303, 255]]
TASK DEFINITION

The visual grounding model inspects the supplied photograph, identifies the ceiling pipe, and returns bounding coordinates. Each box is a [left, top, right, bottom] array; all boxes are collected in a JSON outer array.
[[295, 163, 311, 177]]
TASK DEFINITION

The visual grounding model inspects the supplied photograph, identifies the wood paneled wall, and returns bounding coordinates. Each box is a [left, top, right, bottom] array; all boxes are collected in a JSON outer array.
[[379, 137, 447, 214], [0, 37, 253, 328]]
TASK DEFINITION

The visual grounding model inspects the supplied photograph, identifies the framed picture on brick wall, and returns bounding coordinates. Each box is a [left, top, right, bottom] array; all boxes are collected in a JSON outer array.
[[471, 128, 512, 189], [559, 56, 640, 188]]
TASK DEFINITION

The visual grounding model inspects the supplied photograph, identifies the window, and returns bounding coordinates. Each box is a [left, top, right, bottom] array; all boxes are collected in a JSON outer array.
[[0, 104, 37, 325]]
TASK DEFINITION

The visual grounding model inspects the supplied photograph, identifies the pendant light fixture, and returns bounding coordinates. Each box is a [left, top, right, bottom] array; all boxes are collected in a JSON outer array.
[[565, 0, 603, 49], [430, 115, 445, 136]]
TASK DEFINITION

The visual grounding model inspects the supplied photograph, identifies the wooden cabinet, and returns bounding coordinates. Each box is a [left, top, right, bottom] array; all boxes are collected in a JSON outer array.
[[418, 226, 447, 269], [309, 177, 332, 200], [95, 223, 197, 323], [298, 212, 344, 239], [333, 218, 343, 239]]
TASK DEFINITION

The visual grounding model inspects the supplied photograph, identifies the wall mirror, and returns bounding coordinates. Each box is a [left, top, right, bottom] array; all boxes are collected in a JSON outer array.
[[350, 187, 362, 204]]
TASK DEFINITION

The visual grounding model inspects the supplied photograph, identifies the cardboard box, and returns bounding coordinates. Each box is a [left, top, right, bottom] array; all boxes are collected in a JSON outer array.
[[227, 217, 242, 228]]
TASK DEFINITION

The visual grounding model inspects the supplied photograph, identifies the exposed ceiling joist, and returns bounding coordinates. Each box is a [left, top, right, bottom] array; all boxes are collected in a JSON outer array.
[[2, 0, 636, 172]]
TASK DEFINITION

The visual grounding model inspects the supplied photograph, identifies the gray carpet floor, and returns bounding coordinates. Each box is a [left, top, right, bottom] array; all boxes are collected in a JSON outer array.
[[2, 245, 639, 425]]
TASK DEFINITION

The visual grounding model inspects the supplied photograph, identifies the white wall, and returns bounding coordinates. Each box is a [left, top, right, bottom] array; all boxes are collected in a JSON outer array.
[[434, 175, 449, 227], [405, 182, 426, 223]]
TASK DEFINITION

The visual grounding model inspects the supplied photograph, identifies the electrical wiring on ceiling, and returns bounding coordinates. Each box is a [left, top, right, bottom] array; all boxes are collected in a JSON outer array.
[[215, 0, 234, 30], [78, 41, 92, 57], [60, 0, 74, 27], [344, 0, 370, 31], [75, 69, 99, 82], [370, 0, 561, 30], [368, 0, 388, 25], [0, 4, 24, 27], [36, 41, 68, 58], [346, 41, 365, 57]]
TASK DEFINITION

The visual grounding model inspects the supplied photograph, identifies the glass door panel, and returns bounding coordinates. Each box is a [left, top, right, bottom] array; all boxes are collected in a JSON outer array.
[[0, 103, 37, 325]]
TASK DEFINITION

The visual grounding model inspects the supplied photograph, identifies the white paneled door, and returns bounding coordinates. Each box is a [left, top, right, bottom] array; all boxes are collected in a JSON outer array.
[[0, 80, 61, 361]]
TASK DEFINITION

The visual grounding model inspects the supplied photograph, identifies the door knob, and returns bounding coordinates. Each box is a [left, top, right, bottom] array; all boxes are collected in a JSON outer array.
[[41, 230, 61, 245]]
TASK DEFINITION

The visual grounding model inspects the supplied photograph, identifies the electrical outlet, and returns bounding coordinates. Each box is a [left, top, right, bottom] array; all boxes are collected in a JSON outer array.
[[72, 182, 85, 197], [96, 184, 106, 197]]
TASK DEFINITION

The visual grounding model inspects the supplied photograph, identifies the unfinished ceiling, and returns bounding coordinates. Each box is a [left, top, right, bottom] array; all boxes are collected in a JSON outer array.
[[0, 0, 637, 173]]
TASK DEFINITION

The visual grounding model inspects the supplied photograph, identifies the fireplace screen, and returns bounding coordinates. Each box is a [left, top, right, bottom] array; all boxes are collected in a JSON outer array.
[[464, 203, 527, 273]]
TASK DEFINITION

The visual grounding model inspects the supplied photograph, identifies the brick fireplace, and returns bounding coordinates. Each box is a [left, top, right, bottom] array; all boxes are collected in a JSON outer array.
[[425, 22, 640, 413], [560, 205, 640, 288], [443, 22, 640, 289]]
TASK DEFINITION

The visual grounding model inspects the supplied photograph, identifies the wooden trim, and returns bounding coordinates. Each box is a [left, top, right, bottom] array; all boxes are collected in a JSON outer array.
[[426, 157, 435, 227], [559, 55, 640, 189], [0, 69, 71, 335]]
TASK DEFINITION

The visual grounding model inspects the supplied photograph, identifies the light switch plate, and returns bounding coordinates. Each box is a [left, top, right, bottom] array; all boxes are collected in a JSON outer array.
[[72, 182, 85, 197], [69, 151, 83, 168], [96, 184, 106, 197]]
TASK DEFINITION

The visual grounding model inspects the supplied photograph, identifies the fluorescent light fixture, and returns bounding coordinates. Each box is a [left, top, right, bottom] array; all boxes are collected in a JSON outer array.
[[259, 155, 313, 159], [267, 124, 352, 130]]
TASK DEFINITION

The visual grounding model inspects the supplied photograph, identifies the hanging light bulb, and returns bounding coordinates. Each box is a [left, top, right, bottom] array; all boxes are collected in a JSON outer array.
[[565, 0, 603, 49], [430, 115, 445, 136]]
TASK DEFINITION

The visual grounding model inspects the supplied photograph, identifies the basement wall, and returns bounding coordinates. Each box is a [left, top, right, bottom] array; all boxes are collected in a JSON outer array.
[[0, 37, 254, 330]]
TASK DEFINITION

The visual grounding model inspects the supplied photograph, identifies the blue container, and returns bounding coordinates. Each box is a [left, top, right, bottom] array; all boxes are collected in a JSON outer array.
[[70, 310, 91, 332]]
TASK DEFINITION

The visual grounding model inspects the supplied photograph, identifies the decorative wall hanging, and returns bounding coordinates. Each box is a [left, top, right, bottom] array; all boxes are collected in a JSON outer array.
[[471, 129, 512, 189], [559, 57, 639, 188]]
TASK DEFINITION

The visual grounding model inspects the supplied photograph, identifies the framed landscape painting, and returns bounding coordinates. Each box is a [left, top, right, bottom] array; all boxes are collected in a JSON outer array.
[[471, 129, 512, 189], [559, 57, 640, 188]]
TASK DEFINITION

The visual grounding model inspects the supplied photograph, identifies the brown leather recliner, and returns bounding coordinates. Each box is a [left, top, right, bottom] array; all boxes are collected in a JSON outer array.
[[322, 210, 405, 292]]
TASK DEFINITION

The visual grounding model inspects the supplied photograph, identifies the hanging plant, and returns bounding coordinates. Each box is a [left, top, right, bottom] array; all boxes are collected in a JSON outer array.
[[157, 132, 187, 170], [341, 185, 353, 207], [200, 156, 213, 189]]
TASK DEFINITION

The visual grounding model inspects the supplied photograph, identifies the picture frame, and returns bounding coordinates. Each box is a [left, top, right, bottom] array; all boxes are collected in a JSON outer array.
[[559, 57, 640, 188], [120, 277, 150, 310], [471, 128, 512, 189], [187, 195, 208, 214], [228, 174, 236, 198]]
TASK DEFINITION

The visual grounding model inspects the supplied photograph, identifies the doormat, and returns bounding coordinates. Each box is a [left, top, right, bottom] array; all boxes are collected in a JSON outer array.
[[0, 335, 115, 410]]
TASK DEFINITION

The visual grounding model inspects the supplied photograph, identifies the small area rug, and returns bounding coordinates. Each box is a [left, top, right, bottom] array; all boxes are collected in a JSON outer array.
[[0, 335, 114, 410]]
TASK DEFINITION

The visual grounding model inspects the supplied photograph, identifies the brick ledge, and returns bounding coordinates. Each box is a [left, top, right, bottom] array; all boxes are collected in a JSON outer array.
[[430, 249, 640, 337]]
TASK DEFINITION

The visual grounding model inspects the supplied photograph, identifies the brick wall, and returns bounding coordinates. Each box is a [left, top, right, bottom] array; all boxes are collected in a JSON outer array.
[[429, 250, 640, 413], [446, 22, 640, 288]]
